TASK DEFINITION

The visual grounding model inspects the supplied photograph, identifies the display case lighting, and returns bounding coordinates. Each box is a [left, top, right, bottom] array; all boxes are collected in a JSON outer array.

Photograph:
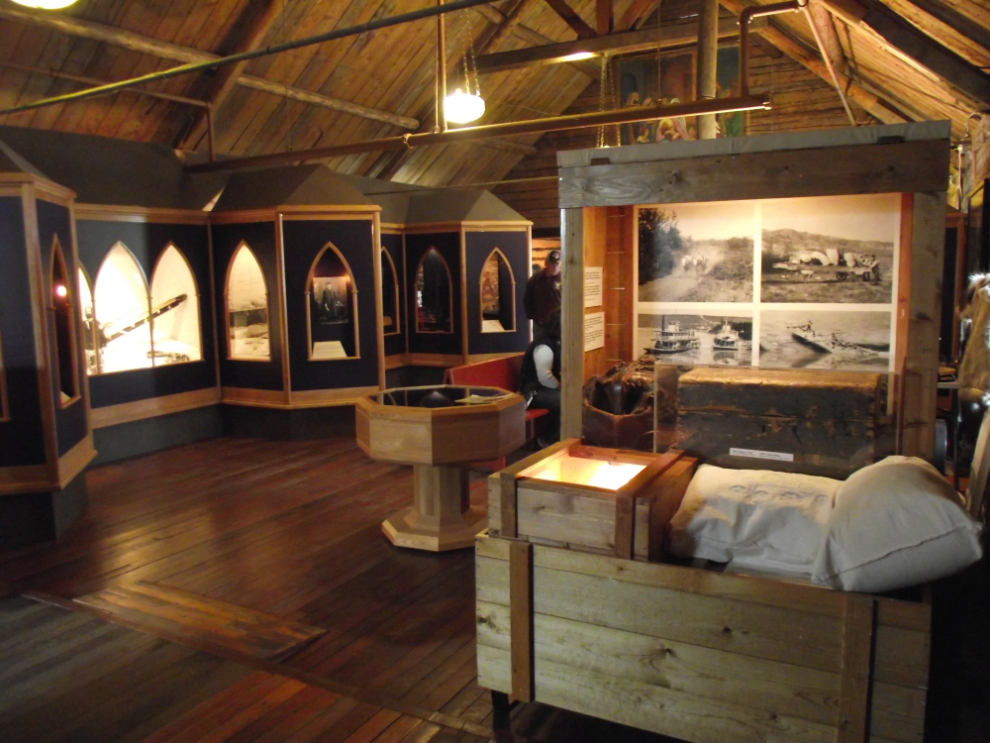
[[54, 284, 67, 298], [11, 0, 78, 9]]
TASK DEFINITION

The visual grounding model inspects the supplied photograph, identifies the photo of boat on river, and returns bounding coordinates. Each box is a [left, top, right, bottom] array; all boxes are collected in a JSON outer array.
[[759, 310, 891, 371], [638, 313, 753, 366]]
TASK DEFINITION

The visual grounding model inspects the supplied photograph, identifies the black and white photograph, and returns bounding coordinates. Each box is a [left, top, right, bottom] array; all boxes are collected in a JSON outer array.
[[638, 312, 753, 366], [638, 202, 755, 303], [312, 276, 351, 325], [760, 194, 898, 304], [759, 309, 891, 371]]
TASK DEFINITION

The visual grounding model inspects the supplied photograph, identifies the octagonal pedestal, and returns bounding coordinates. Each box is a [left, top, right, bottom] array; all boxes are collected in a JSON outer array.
[[382, 464, 485, 551]]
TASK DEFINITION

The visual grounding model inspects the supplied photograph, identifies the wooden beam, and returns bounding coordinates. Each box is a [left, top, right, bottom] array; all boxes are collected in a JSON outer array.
[[486, 0, 540, 51], [721, 0, 907, 124], [179, 0, 282, 150], [0, 5, 419, 131], [542, 0, 597, 39], [476, 16, 754, 74], [820, 0, 990, 106], [618, 0, 657, 31], [902, 0, 990, 53], [596, 0, 612, 35], [807, 0, 847, 74]]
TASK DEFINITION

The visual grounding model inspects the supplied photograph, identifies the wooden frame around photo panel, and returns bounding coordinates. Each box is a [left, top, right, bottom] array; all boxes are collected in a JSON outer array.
[[224, 240, 272, 363], [414, 246, 455, 335], [304, 242, 360, 362], [381, 246, 401, 337], [148, 241, 205, 368], [49, 235, 81, 409], [479, 247, 517, 334]]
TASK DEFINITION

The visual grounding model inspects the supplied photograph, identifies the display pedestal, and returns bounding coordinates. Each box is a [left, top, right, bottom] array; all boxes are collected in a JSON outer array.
[[382, 464, 484, 551]]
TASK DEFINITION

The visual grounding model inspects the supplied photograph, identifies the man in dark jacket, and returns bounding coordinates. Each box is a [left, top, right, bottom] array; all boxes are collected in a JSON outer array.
[[524, 249, 561, 341], [520, 310, 561, 446]]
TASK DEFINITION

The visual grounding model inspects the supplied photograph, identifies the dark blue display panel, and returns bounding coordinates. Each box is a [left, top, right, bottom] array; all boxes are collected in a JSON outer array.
[[382, 232, 405, 358], [466, 231, 529, 356], [211, 221, 284, 391], [36, 199, 87, 457], [0, 197, 46, 467], [405, 232, 462, 356], [282, 219, 379, 391], [77, 219, 218, 408]]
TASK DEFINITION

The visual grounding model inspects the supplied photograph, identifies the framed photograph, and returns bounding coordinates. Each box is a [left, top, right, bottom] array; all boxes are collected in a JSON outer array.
[[760, 194, 899, 304], [312, 276, 351, 325], [637, 201, 755, 303], [638, 312, 753, 366], [759, 309, 892, 372]]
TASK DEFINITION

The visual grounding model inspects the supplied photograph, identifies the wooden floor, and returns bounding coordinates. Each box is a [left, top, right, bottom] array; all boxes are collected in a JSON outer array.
[[1, 435, 987, 743]]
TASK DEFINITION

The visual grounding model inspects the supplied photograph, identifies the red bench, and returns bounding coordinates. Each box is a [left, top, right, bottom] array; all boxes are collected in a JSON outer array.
[[444, 354, 549, 468]]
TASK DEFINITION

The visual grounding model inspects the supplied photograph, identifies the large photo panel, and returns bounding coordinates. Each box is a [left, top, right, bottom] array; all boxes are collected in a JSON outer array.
[[759, 309, 892, 372]]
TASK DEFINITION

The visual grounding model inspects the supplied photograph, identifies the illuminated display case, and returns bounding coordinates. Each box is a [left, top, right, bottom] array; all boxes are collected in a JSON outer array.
[[226, 242, 270, 361]]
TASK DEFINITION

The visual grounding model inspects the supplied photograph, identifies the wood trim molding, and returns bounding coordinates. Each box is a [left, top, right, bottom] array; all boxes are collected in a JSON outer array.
[[466, 352, 524, 364], [75, 204, 210, 224], [279, 206, 380, 218], [57, 436, 97, 488], [91, 387, 221, 429], [381, 223, 405, 233], [289, 386, 379, 407], [407, 353, 464, 367], [208, 210, 276, 225], [373, 216, 386, 390], [32, 182, 76, 207], [384, 353, 409, 370], [0, 464, 51, 496], [462, 222, 532, 231], [221, 387, 286, 407], [402, 223, 463, 235]]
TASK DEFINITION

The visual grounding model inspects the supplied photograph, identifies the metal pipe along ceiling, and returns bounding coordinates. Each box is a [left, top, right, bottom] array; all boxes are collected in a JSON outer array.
[[185, 94, 773, 174]]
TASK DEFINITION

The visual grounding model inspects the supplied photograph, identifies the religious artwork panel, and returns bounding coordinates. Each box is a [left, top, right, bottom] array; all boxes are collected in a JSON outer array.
[[226, 243, 270, 361], [638, 312, 753, 367], [638, 201, 755, 303], [759, 309, 892, 372], [760, 194, 899, 304]]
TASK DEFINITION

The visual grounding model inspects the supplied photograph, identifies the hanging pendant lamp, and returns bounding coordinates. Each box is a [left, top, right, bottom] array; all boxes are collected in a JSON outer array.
[[11, 0, 78, 8], [444, 44, 485, 125]]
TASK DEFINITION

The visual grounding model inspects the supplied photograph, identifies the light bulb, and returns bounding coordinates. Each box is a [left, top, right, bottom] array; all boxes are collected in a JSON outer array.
[[11, 0, 78, 8], [561, 51, 595, 61], [444, 88, 485, 125], [54, 284, 67, 298]]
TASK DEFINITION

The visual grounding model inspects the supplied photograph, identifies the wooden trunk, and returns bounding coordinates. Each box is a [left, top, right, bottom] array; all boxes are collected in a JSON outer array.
[[488, 439, 696, 561], [476, 534, 930, 743], [673, 368, 894, 478]]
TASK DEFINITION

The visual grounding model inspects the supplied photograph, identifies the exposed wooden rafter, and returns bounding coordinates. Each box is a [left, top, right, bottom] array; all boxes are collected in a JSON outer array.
[[542, 0, 598, 38], [596, 0, 613, 35], [476, 16, 760, 74], [901, 0, 990, 57], [178, 0, 283, 151], [820, 0, 990, 106], [0, 5, 419, 131], [807, 0, 847, 74]]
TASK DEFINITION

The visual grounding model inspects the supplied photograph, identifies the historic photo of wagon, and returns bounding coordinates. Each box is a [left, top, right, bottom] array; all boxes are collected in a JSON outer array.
[[759, 309, 891, 372], [638, 313, 753, 366], [637, 201, 755, 303], [760, 193, 899, 304]]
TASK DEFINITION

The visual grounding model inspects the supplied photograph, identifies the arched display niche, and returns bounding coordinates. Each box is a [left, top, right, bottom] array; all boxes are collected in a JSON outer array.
[[480, 247, 516, 333], [150, 243, 203, 366], [381, 246, 400, 337], [93, 242, 153, 374], [415, 247, 454, 334], [49, 237, 79, 407], [225, 242, 271, 362], [77, 267, 97, 376], [306, 242, 359, 360]]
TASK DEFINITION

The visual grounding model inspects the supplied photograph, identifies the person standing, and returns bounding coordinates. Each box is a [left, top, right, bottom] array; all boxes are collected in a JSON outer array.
[[524, 249, 561, 342], [520, 311, 561, 446]]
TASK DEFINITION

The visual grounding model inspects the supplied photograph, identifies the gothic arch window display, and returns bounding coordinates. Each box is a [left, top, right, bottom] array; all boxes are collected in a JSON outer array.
[[225, 242, 271, 361], [93, 242, 153, 373], [480, 248, 516, 333], [415, 247, 453, 334], [381, 247, 400, 337], [150, 244, 202, 365], [307, 243, 359, 360], [50, 237, 80, 406]]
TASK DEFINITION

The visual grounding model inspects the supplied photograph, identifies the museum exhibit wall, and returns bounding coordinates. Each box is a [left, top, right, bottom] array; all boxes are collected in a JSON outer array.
[[0, 175, 95, 546], [464, 229, 530, 358], [405, 230, 463, 363]]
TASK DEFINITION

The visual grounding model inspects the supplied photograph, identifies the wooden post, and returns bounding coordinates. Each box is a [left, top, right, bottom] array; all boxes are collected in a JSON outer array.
[[696, 0, 719, 140], [509, 540, 534, 701], [837, 595, 877, 742], [561, 207, 585, 439]]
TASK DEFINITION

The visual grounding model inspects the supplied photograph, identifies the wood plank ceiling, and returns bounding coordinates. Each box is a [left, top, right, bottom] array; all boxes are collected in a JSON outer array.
[[0, 0, 987, 191]]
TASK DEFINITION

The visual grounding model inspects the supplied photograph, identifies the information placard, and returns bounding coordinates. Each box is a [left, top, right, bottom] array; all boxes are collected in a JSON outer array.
[[584, 312, 605, 351], [584, 266, 603, 308]]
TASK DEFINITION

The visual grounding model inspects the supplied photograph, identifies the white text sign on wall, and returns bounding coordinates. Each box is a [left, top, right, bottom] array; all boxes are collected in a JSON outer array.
[[584, 311, 605, 351], [584, 266, 603, 308]]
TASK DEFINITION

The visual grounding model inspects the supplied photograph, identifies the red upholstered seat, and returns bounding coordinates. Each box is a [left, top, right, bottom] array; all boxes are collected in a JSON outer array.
[[444, 354, 548, 470]]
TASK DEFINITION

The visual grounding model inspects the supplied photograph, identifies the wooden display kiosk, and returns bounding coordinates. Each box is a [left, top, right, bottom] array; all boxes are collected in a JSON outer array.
[[0, 152, 95, 546]]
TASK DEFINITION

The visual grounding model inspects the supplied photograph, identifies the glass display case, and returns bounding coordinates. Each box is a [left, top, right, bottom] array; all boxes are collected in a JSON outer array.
[[381, 247, 400, 337], [415, 247, 453, 333], [50, 238, 78, 406], [226, 242, 270, 361], [94, 242, 153, 374], [480, 248, 515, 333], [307, 243, 358, 360], [149, 244, 202, 366]]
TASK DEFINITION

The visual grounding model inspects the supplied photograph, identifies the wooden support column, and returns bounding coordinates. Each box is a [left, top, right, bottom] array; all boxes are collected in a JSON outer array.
[[508, 540, 534, 702], [561, 208, 584, 440], [697, 0, 719, 139], [837, 596, 877, 742]]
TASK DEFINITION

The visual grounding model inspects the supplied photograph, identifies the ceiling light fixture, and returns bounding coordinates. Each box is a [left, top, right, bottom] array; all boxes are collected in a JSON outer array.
[[10, 0, 78, 9], [445, 41, 485, 125], [561, 51, 595, 62]]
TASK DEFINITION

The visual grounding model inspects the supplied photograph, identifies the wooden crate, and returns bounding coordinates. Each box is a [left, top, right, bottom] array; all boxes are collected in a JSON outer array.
[[674, 368, 895, 478], [488, 440, 697, 561], [476, 534, 931, 743]]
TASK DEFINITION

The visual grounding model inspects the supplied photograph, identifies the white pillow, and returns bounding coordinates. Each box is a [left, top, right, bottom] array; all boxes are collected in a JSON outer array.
[[667, 464, 839, 576], [812, 456, 983, 592]]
